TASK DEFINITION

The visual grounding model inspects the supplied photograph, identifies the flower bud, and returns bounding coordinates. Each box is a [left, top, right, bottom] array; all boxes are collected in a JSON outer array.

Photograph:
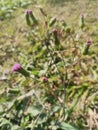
[[83, 40, 92, 55], [49, 16, 56, 27], [79, 14, 85, 29], [52, 29, 60, 45], [12, 63, 30, 77], [52, 29, 58, 35], [61, 19, 67, 28], [29, 12, 38, 25], [42, 77, 48, 82], [86, 40, 92, 46], [25, 10, 32, 26], [25, 9, 32, 15], [65, 26, 71, 34]]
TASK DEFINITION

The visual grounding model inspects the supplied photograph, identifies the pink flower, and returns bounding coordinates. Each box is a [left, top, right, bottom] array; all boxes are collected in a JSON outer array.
[[12, 64, 22, 72], [52, 29, 58, 42], [83, 40, 92, 55], [12, 63, 30, 77], [86, 40, 92, 46], [25, 9, 32, 15], [80, 14, 84, 17], [52, 29, 58, 34], [42, 77, 48, 82]]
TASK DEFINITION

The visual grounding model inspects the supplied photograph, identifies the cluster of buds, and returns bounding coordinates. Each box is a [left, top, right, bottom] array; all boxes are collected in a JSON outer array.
[[25, 9, 38, 26], [12, 63, 30, 77]]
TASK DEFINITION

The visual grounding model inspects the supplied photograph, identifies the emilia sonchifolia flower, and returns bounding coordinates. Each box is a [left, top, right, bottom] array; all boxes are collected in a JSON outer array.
[[42, 77, 48, 82], [12, 63, 30, 77], [79, 14, 85, 29], [86, 40, 92, 46], [52, 29, 60, 45], [83, 40, 92, 55], [25, 9, 32, 15], [52, 28, 58, 34], [25, 9, 32, 26], [25, 9, 38, 26], [12, 63, 21, 72]]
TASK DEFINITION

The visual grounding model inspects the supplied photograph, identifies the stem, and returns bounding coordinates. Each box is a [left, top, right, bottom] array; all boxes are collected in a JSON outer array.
[[70, 33, 76, 48], [45, 39, 61, 75], [31, 109, 44, 130], [46, 40, 69, 120]]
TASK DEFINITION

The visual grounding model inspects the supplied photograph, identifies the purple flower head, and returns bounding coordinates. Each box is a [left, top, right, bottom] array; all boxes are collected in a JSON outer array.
[[12, 64, 22, 72], [86, 40, 92, 46], [60, 18, 65, 23], [42, 77, 48, 82], [25, 9, 32, 15], [52, 29, 58, 34], [80, 14, 84, 18], [83, 40, 92, 55], [12, 63, 30, 77]]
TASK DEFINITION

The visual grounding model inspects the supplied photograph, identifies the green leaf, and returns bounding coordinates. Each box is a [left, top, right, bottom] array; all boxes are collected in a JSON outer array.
[[59, 122, 79, 130], [49, 105, 60, 116], [0, 118, 11, 130], [8, 88, 20, 94], [31, 69, 39, 76], [27, 105, 42, 117], [11, 125, 20, 130]]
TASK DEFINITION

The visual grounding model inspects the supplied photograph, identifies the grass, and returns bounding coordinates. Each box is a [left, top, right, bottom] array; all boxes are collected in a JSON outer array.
[[0, 0, 98, 129]]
